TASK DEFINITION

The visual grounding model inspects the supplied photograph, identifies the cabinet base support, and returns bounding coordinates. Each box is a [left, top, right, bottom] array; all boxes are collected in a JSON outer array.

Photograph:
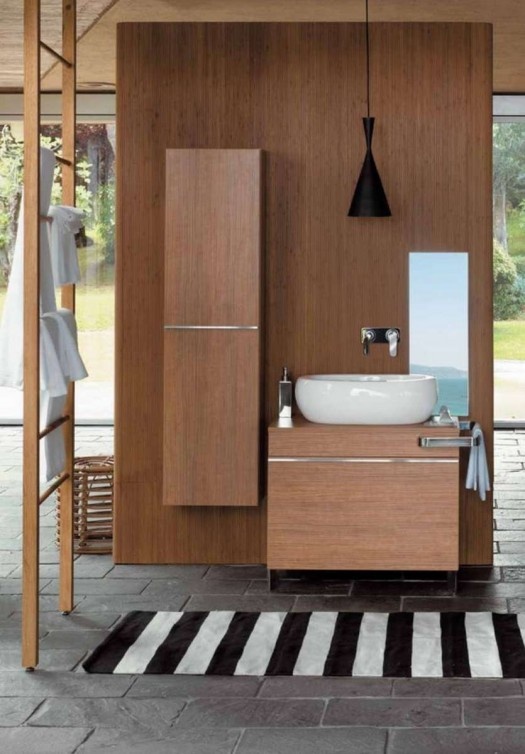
[[447, 570, 458, 595], [268, 569, 280, 591]]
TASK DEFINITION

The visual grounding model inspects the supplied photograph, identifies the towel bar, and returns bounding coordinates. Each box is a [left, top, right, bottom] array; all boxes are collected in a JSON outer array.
[[419, 436, 480, 448]]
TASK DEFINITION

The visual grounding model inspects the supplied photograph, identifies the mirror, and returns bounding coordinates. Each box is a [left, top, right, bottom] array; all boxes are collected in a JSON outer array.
[[409, 252, 469, 417]]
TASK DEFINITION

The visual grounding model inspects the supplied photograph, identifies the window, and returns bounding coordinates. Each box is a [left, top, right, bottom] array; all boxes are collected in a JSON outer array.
[[0, 94, 115, 423]]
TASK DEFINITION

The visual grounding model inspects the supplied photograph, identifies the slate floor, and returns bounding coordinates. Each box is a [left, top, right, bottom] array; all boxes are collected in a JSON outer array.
[[1, 427, 525, 752]]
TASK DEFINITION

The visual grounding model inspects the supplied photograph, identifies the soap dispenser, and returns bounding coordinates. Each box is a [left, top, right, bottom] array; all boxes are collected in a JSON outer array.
[[278, 367, 292, 420]]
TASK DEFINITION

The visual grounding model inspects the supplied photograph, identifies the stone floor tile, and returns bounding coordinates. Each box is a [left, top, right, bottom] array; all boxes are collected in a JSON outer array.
[[10, 560, 115, 580], [206, 564, 268, 580], [352, 581, 451, 597], [493, 531, 525, 541], [41, 578, 151, 595], [0, 537, 22, 550], [495, 555, 525, 566], [293, 595, 401, 612], [0, 579, 49, 594], [176, 698, 324, 728], [0, 697, 44, 726], [74, 595, 188, 613], [0, 648, 87, 671], [6, 611, 122, 632], [499, 542, 525, 553], [494, 509, 525, 518], [258, 677, 393, 698], [127, 675, 261, 698], [77, 728, 240, 754], [109, 564, 209, 580], [0, 550, 20, 564], [324, 697, 460, 727], [388, 728, 525, 754], [141, 579, 249, 597], [0, 727, 92, 754], [248, 579, 351, 595], [39, 629, 110, 650], [496, 519, 525, 529], [502, 567, 525, 582], [0, 670, 134, 697], [393, 678, 522, 697], [184, 595, 296, 611], [0, 563, 16, 577], [236, 727, 387, 754], [457, 582, 525, 597], [464, 697, 525, 725], [27, 697, 186, 731], [0, 594, 83, 615], [401, 597, 508, 612]]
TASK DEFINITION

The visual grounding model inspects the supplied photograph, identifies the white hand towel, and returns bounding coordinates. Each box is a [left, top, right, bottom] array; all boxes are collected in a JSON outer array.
[[48, 205, 84, 286], [40, 316, 68, 397], [40, 392, 67, 481], [42, 309, 88, 383], [0, 147, 57, 389], [466, 423, 491, 502]]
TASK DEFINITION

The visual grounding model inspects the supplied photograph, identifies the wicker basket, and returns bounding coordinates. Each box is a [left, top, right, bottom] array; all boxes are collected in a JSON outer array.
[[56, 456, 114, 555]]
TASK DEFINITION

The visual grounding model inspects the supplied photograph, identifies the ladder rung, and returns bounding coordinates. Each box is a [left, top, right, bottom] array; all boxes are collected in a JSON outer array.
[[39, 415, 70, 440], [39, 41, 73, 68], [39, 472, 70, 505], [54, 154, 73, 167]]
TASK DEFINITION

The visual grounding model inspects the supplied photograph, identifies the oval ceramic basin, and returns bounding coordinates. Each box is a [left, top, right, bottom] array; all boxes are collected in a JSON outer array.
[[295, 374, 438, 425]]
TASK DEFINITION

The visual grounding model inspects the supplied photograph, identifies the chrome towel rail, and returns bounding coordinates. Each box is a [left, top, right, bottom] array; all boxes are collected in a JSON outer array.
[[419, 436, 480, 449]]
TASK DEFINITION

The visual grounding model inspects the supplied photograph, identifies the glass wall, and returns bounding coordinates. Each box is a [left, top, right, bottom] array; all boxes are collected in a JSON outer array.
[[0, 95, 115, 423], [493, 96, 525, 423]]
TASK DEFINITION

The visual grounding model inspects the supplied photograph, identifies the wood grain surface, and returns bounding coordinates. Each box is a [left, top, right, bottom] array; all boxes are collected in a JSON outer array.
[[115, 23, 492, 564]]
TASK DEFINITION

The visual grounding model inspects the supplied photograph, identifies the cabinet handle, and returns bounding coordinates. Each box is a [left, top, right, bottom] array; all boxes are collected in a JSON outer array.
[[164, 325, 258, 330]]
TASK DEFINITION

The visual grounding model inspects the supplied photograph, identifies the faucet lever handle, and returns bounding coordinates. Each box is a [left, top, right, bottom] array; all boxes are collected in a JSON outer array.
[[386, 328, 400, 358]]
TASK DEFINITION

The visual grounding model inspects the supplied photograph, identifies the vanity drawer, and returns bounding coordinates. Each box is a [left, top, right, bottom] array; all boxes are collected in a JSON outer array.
[[267, 460, 459, 571], [268, 422, 460, 459]]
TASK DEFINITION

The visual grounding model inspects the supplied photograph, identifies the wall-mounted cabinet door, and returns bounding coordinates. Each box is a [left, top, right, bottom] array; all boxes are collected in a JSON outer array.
[[163, 329, 260, 506], [163, 149, 262, 507], [164, 149, 262, 327]]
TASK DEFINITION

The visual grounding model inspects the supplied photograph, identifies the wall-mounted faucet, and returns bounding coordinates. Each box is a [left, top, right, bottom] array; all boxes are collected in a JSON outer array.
[[361, 327, 401, 357]]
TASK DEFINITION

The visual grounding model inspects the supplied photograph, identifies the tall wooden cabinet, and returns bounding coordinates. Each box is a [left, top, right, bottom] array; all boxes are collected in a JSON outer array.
[[163, 149, 263, 507], [163, 149, 262, 506]]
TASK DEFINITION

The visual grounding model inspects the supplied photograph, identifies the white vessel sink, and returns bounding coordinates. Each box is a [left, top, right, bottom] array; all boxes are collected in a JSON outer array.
[[295, 374, 438, 425]]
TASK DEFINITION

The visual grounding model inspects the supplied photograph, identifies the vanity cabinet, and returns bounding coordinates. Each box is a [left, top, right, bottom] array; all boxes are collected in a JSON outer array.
[[268, 419, 460, 572]]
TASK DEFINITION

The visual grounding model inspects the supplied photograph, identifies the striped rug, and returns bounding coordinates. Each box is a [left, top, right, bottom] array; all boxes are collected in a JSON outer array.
[[83, 611, 525, 677]]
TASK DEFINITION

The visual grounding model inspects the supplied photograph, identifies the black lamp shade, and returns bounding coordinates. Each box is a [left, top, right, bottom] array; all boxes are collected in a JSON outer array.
[[348, 117, 391, 217]]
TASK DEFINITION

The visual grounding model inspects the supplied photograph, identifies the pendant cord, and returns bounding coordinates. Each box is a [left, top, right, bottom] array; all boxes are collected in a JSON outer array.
[[366, 0, 370, 119]]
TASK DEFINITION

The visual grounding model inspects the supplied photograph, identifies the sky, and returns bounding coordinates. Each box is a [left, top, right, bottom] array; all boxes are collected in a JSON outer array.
[[409, 252, 469, 372]]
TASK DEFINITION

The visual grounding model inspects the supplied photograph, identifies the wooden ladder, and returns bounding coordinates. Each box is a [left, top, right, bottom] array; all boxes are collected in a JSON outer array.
[[22, 0, 77, 670]]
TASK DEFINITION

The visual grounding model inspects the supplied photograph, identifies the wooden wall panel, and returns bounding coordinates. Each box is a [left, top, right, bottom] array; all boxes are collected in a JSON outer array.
[[115, 23, 492, 565]]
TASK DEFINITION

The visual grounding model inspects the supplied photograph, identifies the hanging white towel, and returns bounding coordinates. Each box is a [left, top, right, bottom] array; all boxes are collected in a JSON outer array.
[[40, 316, 69, 397], [48, 205, 83, 286], [40, 393, 67, 481], [0, 147, 57, 389], [466, 423, 491, 502], [42, 309, 88, 383]]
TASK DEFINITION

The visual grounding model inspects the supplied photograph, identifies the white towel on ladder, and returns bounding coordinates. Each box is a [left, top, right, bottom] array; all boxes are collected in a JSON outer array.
[[0, 147, 57, 389], [48, 205, 83, 286], [466, 423, 491, 502]]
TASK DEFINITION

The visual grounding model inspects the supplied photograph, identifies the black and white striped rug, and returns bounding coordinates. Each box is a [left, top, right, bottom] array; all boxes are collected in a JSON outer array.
[[83, 610, 525, 677]]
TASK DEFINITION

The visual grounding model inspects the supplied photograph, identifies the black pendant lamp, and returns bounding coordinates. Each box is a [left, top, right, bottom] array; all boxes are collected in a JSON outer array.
[[348, 0, 391, 217]]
